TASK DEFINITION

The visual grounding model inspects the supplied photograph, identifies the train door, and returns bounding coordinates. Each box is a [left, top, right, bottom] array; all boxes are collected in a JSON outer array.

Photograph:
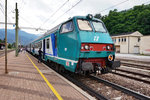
[[57, 20, 77, 59], [29, 44, 31, 52], [43, 39, 45, 59], [54, 33, 57, 56]]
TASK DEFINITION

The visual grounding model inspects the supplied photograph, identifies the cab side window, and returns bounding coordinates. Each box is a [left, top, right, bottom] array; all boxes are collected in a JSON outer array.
[[60, 21, 73, 34], [47, 39, 49, 49]]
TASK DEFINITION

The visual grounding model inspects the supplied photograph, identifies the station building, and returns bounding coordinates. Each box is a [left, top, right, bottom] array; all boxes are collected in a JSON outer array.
[[111, 31, 143, 54], [140, 35, 150, 55], [0, 43, 5, 49]]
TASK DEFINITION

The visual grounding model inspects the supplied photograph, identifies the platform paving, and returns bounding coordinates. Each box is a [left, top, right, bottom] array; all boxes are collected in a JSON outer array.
[[0, 51, 93, 100]]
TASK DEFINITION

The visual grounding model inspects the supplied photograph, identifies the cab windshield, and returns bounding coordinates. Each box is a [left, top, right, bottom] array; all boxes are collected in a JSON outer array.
[[77, 19, 107, 33], [77, 19, 92, 31], [92, 21, 107, 33]]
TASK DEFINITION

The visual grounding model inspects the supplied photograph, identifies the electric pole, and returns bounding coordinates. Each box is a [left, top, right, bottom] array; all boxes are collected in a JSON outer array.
[[15, 3, 19, 57], [5, 0, 8, 73]]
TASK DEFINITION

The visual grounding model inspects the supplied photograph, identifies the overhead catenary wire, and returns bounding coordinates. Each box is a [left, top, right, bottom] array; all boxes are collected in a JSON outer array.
[[50, 0, 82, 25], [39, 0, 69, 29], [0, 1, 12, 24], [100, 0, 129, 13], [144, 0, 150, 4], [0, 3, 4, 14]]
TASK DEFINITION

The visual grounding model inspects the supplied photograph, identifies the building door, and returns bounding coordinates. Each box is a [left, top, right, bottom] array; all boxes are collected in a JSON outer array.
[[116, 46, 120, 53], [134, 46, 139, 54]]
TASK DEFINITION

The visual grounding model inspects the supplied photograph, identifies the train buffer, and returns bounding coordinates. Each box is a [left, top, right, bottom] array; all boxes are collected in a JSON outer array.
[[0, 51, 95, 100]]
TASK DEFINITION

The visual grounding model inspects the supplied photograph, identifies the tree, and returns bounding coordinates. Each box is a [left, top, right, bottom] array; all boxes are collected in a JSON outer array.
[[94, 13, 102, 19], [8, 44, 12, 49], [98, 4, 150, 35]]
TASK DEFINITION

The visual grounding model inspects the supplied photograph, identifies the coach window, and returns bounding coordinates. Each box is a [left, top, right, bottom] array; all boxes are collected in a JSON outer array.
[[40, 41, 42, 48], [47, 39, 49, 49], [60, 21, 73, 34]]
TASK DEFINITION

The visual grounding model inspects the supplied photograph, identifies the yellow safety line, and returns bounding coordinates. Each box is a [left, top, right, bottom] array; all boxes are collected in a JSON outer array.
[[26, 54, 63, 100]]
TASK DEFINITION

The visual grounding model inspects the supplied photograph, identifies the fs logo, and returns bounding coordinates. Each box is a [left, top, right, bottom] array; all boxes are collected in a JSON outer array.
[[94, 36, 99, 41]]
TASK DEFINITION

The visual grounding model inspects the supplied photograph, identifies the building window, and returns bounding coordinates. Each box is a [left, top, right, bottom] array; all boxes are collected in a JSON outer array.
[[122, 38, 123, 42], [112, 39, 114, 42], [124, 38, 126, 42], [119, 38, 120, 42], [138, 37, 140, 42], [47, 39, 49, 49]]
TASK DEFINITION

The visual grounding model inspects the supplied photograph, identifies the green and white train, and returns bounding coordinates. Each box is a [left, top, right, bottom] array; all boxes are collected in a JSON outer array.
[[27, 14, 120, 74]]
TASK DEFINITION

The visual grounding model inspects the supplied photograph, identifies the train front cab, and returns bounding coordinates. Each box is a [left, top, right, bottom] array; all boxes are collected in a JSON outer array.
[[75, 15, 120, 74]]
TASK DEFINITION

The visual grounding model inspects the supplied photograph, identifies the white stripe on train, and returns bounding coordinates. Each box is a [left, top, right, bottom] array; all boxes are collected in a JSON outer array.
[[45, 53, 78, 63]]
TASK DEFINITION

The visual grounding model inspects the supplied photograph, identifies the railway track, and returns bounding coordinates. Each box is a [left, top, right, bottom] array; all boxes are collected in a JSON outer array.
[[111, 69, 150, 84], [51, 65, 150, 100], [121, 62, 150, 70], [116, 58, 150, 70], [62, 74, 108, 100], [0, 50, 14, 58], [89, 75, 150, 100], [116, 58, 150, 65]]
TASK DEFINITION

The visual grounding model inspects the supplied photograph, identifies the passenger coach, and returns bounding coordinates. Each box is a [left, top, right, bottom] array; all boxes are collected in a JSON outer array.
[[27, 14, 120, 74]]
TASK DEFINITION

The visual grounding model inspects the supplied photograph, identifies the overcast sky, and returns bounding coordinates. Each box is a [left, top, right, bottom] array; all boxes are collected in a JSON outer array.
[[0, 0, 149, 34]]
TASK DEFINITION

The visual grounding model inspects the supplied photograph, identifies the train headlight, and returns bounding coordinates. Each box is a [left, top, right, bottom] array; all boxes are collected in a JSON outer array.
[[86, 14, 93, 19], [84, 45, 89, 50], [106, 45, 111, 50], [81, 46, 84, 50], [108, 54, 113, 61]]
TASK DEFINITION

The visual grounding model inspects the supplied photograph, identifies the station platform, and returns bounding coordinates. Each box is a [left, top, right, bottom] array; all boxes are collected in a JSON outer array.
[[0, 51, 95, 100]]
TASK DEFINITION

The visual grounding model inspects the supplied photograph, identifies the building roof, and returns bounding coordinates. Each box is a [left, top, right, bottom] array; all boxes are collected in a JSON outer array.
[[111, 31, 143, 37], [111, 32, 133, 36]]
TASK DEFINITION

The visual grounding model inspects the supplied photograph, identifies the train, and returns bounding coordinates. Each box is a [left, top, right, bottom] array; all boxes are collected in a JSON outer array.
[[27, 14, 120, 74]]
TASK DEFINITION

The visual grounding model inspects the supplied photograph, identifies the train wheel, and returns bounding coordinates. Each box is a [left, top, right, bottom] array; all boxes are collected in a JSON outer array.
[[55, 64, 59, 72]]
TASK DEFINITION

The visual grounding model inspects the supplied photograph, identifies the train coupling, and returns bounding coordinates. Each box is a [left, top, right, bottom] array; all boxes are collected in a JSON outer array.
[[95, 63, 102, 75]]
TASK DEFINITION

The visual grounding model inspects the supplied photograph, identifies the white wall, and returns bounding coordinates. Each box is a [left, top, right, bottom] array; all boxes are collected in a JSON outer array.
[[140, 36, 150, 55]]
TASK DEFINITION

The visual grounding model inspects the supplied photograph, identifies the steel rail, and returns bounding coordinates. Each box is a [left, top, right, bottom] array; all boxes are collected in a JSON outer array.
[[63, 74, 108, 100], [111, 71, 150, 84], [121, 62, 150, 70], [115, 58, 150, 64], [115, 69, 150, 78], [89, 75, 150, 100]]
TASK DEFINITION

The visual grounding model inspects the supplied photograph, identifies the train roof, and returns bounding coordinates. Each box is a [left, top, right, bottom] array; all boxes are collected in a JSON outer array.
[[29, 15, 102, 44], [31, 24, 61, 43]]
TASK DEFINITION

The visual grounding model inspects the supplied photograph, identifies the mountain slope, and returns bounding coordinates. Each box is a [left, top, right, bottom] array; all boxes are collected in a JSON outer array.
[[0, 29, 40, 45]]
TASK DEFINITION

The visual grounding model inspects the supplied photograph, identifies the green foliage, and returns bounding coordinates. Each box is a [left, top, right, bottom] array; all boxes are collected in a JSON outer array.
[[12, 42, 16, 48], [8, 44, 12, 49], [0, 38, 5, 43], [95, 4, 150, 35]]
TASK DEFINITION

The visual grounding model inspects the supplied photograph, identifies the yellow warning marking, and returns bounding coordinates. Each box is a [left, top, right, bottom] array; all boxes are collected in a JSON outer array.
[[26, 54, 63, 100]]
